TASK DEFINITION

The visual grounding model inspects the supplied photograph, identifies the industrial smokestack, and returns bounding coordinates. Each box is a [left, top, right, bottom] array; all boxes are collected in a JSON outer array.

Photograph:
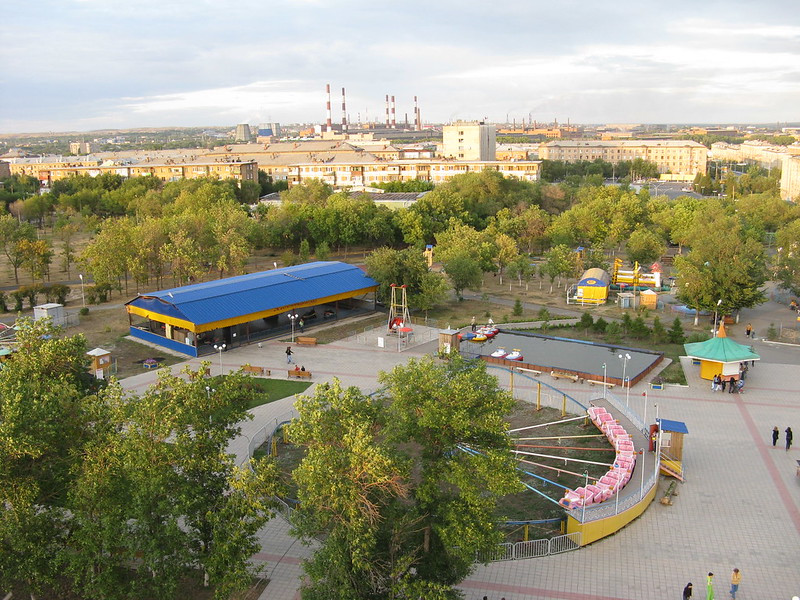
[[390, 95, 396, 129], [341, 87, 348, 132], [385, 95, 390, 128], [414, 96, 420, 131], [325, 84, 332, 132]]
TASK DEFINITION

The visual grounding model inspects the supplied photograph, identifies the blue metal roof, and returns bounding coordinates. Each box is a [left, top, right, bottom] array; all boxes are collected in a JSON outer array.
[[126, 261, 378, 326], [657, 418, 689, 434]]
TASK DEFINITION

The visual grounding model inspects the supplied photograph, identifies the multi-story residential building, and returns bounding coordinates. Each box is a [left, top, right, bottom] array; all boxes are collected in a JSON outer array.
[[539, 140, 708, 178], [441, 121, 496, 161], [710, 140, 799, 169], [780, 155, 800, 202]]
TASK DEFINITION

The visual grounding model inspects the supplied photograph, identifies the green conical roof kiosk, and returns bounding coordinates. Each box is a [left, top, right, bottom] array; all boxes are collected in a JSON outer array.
[[683, 322, 759, 381]]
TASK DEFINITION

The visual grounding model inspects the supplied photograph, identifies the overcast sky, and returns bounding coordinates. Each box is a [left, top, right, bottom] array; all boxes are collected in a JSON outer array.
[[1, 0, 798, 133]]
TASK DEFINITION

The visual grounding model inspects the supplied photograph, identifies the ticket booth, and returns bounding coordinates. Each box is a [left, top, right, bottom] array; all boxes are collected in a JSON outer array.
[[439, 328, 460, 355], [87, 347, 112, 380], [656, 418, 688, 481]]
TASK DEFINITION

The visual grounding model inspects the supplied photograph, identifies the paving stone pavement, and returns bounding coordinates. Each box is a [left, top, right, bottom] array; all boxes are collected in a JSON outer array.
[[118, 298, 800, 600]]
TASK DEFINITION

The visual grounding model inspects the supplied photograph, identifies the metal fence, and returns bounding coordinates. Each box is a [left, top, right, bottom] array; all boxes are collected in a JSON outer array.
[[475, 533, 581, 562]]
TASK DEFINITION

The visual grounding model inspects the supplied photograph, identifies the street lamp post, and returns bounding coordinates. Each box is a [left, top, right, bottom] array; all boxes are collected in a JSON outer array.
[[602, 363, 607, 400], [618, 353, 631, 406], [213, 343, 226, 375], [287, 312, 299, 343], [79, 273, 85, 307], [713, 298, 723, 337]]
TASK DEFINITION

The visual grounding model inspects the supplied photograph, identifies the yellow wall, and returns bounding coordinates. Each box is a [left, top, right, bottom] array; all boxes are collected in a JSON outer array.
[[566, 484, 657, 545]]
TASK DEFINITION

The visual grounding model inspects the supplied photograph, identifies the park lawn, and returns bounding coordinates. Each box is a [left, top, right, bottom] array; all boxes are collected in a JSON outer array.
[[206, 375, 312, 409]]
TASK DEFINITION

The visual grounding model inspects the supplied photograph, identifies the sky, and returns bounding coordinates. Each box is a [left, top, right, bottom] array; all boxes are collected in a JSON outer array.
[[1, 0, 799, 133]]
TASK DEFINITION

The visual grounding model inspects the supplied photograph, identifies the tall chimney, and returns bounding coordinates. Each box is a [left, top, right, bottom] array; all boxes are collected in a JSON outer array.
[[390, 95, 396, 129], [385, 95, 390, 128], [341, 87, 348, 132], [414, 96, 420, 131], [325, 84, 332, 132]]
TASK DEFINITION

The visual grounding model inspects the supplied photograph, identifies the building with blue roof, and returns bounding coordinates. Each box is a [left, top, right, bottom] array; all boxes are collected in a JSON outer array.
[[125, 261, 378, 357]]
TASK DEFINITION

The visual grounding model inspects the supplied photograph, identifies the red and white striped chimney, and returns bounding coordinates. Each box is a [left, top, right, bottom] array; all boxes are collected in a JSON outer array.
[[385, 95, 390, 128], [325, 84, 332, 132], [341, 87, 348, 132], [390, 95, 396, 129]]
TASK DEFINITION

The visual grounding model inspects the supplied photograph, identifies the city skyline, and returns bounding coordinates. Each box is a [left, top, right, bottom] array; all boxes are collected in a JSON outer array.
[[1, 0, 798, 134]]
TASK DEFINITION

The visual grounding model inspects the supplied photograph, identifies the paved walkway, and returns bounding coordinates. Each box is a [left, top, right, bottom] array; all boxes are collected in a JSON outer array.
[[117, 295, 800, 600]]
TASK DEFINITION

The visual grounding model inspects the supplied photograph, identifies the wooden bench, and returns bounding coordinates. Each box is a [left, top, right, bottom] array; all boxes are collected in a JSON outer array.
[[516, 367, 542, 376], [588, 380, 615, 389], [296, 337, 318, 346], [242, 364, 271, 377], [551, 370, 579, 383], [288, 369, 312, 379]]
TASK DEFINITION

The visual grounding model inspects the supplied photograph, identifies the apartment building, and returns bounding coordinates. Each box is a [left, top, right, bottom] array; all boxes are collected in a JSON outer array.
[[780, 155, 800, 202], [441, 121, 496, 161], [539, 140, 708, 178]]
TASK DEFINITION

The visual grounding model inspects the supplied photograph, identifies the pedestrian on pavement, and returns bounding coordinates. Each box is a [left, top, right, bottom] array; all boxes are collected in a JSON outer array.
[[712, 374, 720, 392], [772, 426, 780, 447], [786, 426, 793, 451], [728, 377, 737, 393], [299, 319, 305, 333], [720, 378, 726, 392], [706, 572, 714, 600], [683, 582, 693, 599], [471, 316, 477, 332], [729, 568, 741, 599], [745, 323, 752, 338], [285, 346, 294, 364]]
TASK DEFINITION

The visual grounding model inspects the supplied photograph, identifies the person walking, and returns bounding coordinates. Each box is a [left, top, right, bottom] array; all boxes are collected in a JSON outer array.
[[772, 426, 780, 447], [729, 568, 741, 599], [786, 426, 793, 451], [285, 346, 294, 364], [471, 316, 477, 332], [745, 323, 752, 338], [728, 377, 737, 394], [720, 378, 726, 392], [706, 572, 715, 600], [299, 318, 305, 333], [683, 582, 693, 599]]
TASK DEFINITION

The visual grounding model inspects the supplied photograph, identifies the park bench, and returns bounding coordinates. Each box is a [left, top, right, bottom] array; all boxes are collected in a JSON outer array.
[[588, 379, 615, 389], [296, 337, 317, 346], [242, 364, 270, 377], [551, 370, 579, 383], [515, 367, 542, 376], [288, 369, 312, 379]]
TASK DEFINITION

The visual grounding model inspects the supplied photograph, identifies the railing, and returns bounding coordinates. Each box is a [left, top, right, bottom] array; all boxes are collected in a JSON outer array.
[[475, 533, 581, 562]]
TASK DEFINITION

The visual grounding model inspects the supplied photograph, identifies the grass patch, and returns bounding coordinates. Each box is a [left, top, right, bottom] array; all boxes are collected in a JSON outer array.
[[206, 375, 312, 409]]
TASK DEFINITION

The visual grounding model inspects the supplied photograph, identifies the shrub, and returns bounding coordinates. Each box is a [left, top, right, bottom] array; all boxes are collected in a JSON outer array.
[[685, 332, 711, 343], [315, 241, 330, 261], [651, 316, 667, 344], [537, 307, 551, 321], [298, 239, 311, 263], [0, 292, 6, 313], [631, 315, 650, 339], [10, 291, 24, 312], [604, 321, 622, 343], [667, 317, 686, 344], [592, 317, 608, 333], [512, 298, 523, 316], [579, 312, 594, 330], [767, 323, 778, 341], [79, 307, 89, 316], [281, 250, 300, 267]]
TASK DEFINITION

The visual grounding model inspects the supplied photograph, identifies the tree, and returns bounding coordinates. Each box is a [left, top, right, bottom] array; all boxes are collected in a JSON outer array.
[[667, 317, 686, 344], [674, 210, 767, 322], [365, 247, 448, 313], [541, 244, 578, 293], [18, 238, 54, 282], [290, 357, 521, 599], [0, 214, 37, 284], [773, 219, 800, 296], [626, 226, 666, 267], [443, 251, 483, 300]]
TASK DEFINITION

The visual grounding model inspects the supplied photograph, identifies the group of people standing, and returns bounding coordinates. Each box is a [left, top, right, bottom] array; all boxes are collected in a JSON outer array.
[[683, 569, 742, 599], [710, 374, 744, 394], [772, 425, 793, 451]]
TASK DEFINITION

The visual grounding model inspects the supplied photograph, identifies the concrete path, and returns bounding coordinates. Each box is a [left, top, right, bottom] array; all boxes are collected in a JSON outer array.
[[117, 294, 800, 600]]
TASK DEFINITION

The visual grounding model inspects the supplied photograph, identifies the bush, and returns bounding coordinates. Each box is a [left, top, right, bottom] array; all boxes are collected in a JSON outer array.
[[592, 317, 608, 333], [630, 315, 650, 339], [579, 312, 594, 330], [298, 239, 311, 263], [79, 307, 89, 316], [767, 323, 778, 341], [667, 317, 686, 344], [512, 298, 523, 316], [315, 241, 330, 261], [651, 316, 667, 344], [0, 292, 6, 313], [537, 307, 551, 321], [685, 332, 711, 343], [604, 321, 622, 343], [281, 250, 300, 267], [10, 291, 24, 312]]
